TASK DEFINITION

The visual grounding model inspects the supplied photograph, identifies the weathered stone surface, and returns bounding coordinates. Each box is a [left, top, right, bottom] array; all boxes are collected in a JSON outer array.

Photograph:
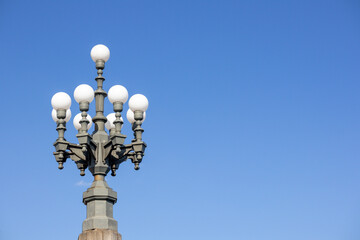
[[83, 216, 118, 231], [78, 229, 122, 240]]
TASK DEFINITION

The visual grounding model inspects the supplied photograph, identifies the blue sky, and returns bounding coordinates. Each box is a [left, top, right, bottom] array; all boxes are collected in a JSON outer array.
[[0, 1, 360, 240]]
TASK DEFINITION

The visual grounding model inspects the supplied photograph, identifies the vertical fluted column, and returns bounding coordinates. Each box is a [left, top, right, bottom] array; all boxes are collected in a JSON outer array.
[[92, 60, 108, 143]]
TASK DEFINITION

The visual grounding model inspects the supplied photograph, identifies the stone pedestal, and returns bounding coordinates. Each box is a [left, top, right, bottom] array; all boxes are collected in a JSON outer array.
[[78, 229, 122, 240], [79, 177, 122, 239], [82, 178, 118, 231]]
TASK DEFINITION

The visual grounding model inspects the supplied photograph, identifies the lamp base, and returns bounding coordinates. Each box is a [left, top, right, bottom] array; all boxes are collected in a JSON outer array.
[[78, 229, 122, 240]]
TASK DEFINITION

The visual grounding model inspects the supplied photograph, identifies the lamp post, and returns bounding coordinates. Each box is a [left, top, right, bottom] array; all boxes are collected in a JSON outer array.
[[51, 44, 149, 240]]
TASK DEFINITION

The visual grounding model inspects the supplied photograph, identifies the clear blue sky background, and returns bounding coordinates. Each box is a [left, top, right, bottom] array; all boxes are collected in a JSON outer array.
[[0, 1, 359, 240]]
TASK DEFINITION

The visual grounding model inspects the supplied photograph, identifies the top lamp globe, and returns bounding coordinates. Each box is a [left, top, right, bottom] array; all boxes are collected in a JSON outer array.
[[74, 84, 95, 103], [90, 44, 110, 62], [129, 94, 149, 112], [51, 92, 72, 110]]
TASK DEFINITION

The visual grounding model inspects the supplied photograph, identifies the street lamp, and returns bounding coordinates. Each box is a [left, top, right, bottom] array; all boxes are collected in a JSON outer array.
[[51, 44, 149, 240]]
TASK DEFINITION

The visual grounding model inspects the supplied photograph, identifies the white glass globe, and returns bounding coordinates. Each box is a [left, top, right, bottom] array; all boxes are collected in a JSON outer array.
[[74, 84, 94, 103], [108, 85, 129, 104], [73, 113, 93, 130], [128, 94, 149, 112], [52, 109, 71, 122], [105, 113, 123, 130], [90, 44, 110, 62], [51, 92, 71, 110], [126, 109, 146, 124]]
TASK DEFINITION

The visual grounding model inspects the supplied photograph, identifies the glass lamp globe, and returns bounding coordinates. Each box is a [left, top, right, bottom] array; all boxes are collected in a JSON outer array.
[[108, 85, 129, 104], [52, 109, 71, 122], [51, 92, 71, 110], [105, 113, 123, 130], [73, 113, 93, 130], [90, 44, 110, 62], [126, 109, 146, 124], [128, 94, 149, 112], [74, 84, 94, 103]]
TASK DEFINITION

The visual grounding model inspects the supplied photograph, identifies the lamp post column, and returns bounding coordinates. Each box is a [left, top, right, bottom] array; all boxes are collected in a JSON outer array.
[[51, 44, 149, 240], [92, 60, 109, 142]]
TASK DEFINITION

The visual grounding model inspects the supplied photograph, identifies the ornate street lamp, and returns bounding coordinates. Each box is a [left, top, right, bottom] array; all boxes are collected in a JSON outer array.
[[51, 44, 149, 240]]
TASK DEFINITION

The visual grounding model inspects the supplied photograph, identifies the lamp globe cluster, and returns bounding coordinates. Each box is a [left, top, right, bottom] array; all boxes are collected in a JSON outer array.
[[51, 44, 149, 141]]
